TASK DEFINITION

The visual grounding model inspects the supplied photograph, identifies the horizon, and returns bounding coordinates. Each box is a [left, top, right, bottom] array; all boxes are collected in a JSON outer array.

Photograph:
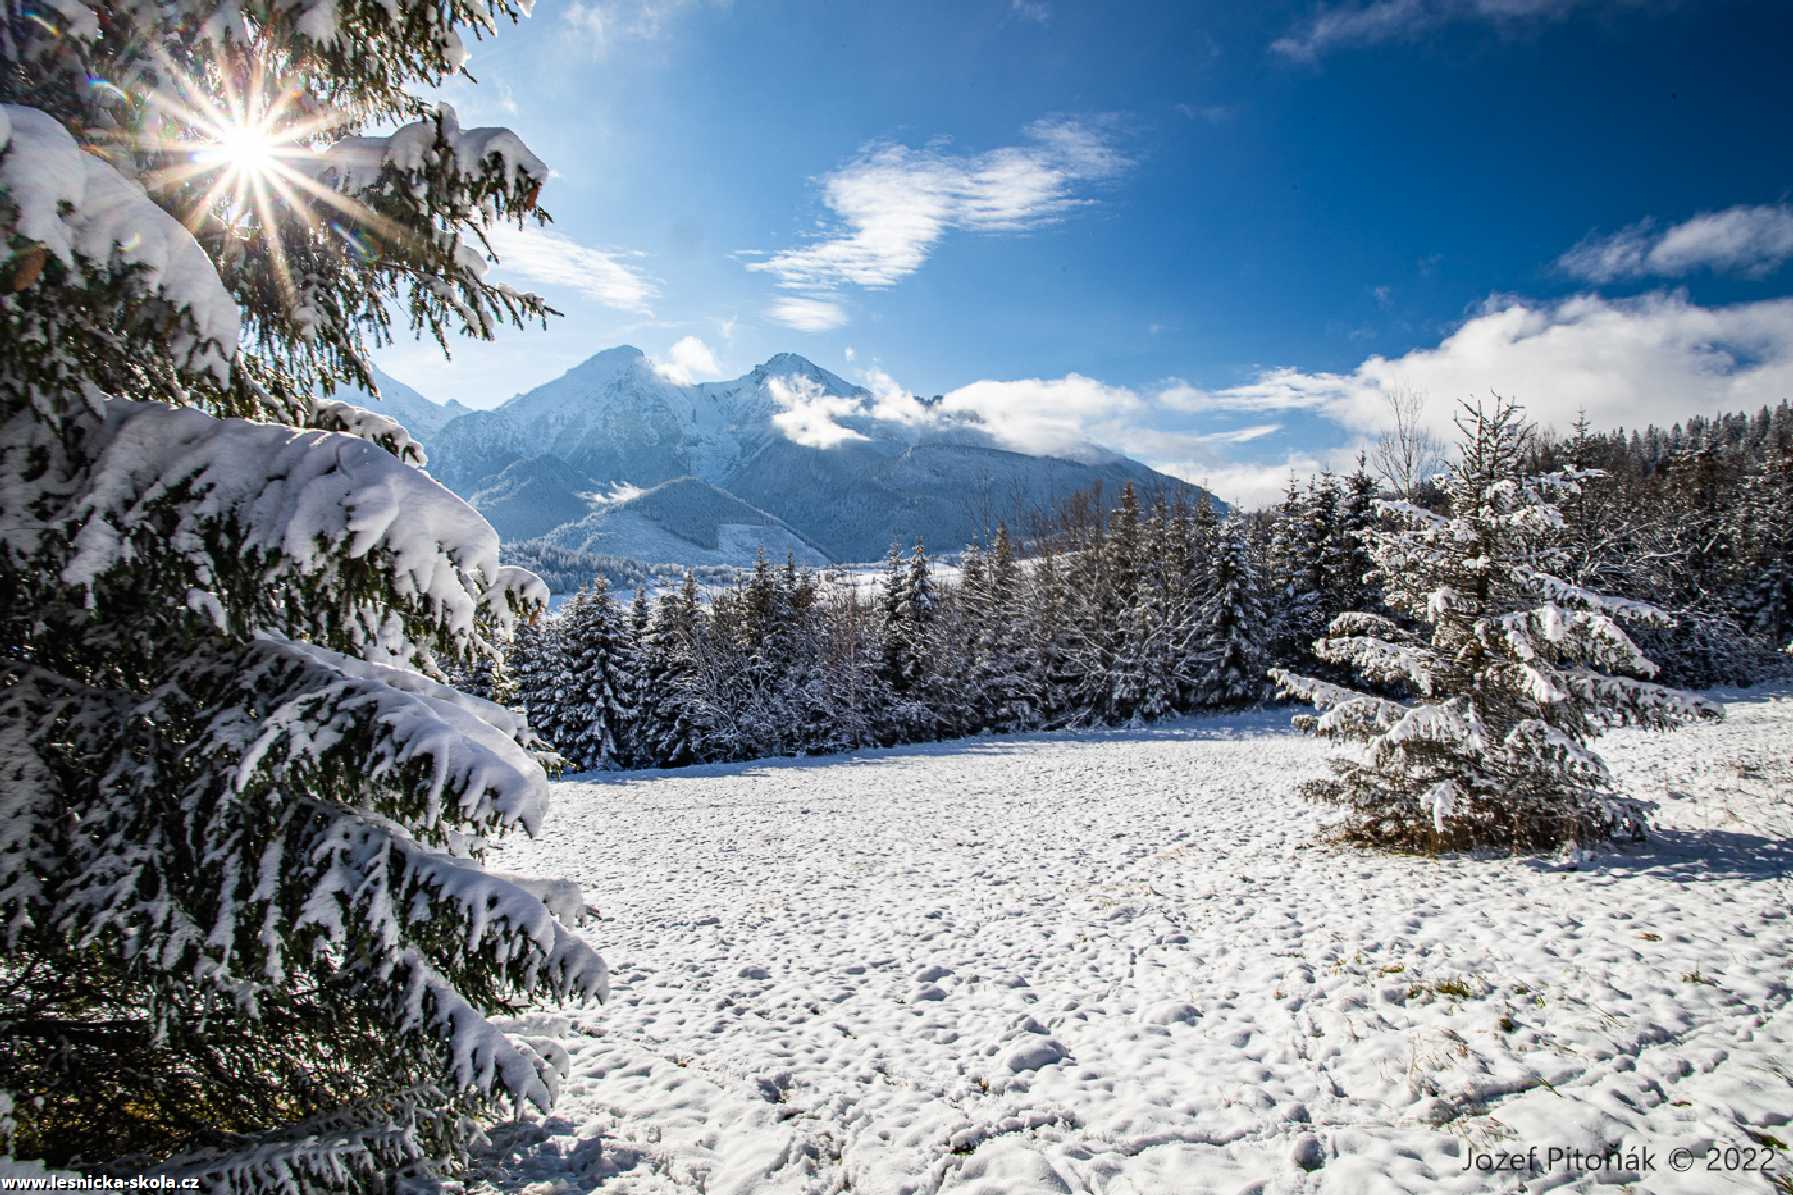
[[370, 0, 1793, 508]]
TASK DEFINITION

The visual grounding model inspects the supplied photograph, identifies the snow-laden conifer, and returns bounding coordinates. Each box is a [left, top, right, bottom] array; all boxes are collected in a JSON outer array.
[[0, 0, 604, 1182], [552, 581, 638, 772], [975, 523, 1039, 730], [1272, 399, 1720, 851], [1190, 519, 1268, 706], [636, 575, 708, 767]]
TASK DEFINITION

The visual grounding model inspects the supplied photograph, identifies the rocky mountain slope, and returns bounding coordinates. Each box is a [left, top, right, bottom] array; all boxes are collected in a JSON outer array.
[[363, 347, 1215, 567]]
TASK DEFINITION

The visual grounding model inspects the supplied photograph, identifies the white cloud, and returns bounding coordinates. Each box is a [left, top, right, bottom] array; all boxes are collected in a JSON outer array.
[[938, 374, 1144, 459], [746, 118, 1129, 293], [751, 291, 1793, 509], [1156, 453, 1334, 512], [766, 295, 849, 332], [1559, 204, 1793, 282], [1155, 374, 1340, 415], [484, 223, 657, 314], [1271, 0, 1591, 62], [652, 334, 723, 384], [767, 376, 869, 449], [717, 314, 738, 340], [1010, 0, 1050, 21], [862, 367, 937, 425], [1204, 291, 1793, 443], [562, 0, 729, 53], [892, 291, 1793, 509]]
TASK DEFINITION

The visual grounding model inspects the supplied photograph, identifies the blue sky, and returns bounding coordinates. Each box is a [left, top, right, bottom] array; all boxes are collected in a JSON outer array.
[[378, 0, 1793, 506]]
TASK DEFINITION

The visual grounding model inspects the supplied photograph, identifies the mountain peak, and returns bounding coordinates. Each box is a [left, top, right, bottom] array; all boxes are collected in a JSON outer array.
[[749, 352, 863, 397], [756, 352, 819, 374], [575, 344, 648, 371]]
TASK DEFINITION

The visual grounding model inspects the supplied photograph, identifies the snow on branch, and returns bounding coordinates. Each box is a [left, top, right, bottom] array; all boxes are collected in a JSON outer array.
[[1513, 566, 1675, 627], [1558, 669, 1723, 728], [1314, 634, 1437, 693], [1372, 498, 1447, 527], [1493, 601, 1659, 678], [238, 636, 550, 832], [309, 104, 547, 216], [1376, 697, 1487, 758], [18, 396, 534, 661], [309, 398, 428, 466], [1269, 669, 1405, 736], [0, 105, 240, 380]]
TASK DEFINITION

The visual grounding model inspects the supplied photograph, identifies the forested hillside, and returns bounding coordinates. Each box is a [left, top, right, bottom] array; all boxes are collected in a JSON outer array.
[[460, 398, 1793, 773]]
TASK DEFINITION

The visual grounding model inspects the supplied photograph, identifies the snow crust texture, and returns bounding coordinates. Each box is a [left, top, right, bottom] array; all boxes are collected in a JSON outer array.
[[479, 685, 1793, 1194]]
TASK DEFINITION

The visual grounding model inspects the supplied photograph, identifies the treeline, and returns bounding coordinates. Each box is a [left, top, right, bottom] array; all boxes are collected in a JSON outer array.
[[464, 485, 1271, 770], [500, 538, 742, 596], [466, 399, 1793, 772], [1514, 401, 1793, 676]]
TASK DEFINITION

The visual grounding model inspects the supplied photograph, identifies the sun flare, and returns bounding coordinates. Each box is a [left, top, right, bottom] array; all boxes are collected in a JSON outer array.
[[200, 119, 281, 182], [123, 48, 414, 310]]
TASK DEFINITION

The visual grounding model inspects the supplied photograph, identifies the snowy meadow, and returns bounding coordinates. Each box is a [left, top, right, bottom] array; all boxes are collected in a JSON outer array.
[[476, 684, 1793, 1195]]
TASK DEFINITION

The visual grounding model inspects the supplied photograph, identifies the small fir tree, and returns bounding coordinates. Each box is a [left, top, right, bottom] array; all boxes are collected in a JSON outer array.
[[1272, 399, 1719, 851]]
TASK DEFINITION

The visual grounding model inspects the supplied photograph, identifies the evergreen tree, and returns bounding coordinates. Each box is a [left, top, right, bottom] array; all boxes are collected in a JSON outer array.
[[0, 0, 606, 1182], [1335, 458, 1381, 616], [555, 580, 638, 772], [1743, 443, 1793, 649], [1029, 552, 1076, 726], [1299, 471, 1346, 643], [1190, 519, 1267, 706], [636, 576, 705, 767], [1272, 400, 1719, 852], [512, 612, 564, 745], [1090, 482, 1149, 722], [977, 523, 1038, 730], [878, 540, 938, 739], [878, 542, 910, 693], [1265, 475, 1318, 666], [941, 543, 991, 734]]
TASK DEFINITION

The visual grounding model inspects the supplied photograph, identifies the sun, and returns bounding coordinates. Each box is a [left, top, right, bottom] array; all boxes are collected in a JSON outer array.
[[200, 118, 281, 182], [123, 48, 414, 309]]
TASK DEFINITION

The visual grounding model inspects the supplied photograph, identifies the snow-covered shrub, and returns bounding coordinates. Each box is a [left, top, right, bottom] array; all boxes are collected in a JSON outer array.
[[1, 0, 604, 1185], [1273, 399, 1720, 852]]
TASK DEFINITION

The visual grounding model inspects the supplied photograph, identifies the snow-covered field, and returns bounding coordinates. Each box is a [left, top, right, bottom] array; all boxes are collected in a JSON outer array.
[[477, 684, 1793, 1194]]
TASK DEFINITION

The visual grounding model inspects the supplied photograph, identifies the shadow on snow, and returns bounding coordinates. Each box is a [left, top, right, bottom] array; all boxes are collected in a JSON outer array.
[[557, 702, 1307, 789]]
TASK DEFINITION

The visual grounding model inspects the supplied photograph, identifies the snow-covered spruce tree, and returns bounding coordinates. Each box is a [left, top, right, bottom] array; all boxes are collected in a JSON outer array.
[[1334, 459, 1382, 616], [0, 0, 607, 1184], [974, 522, 1039, 731], [636, 575, 707, 767], [1272, 399, 1720, 852], [1029, 549, 1083, 727], [1189, 518, 1267, 707], [553, 580, 638, 772], [1264, 475, 1319, 668], [1742, 442, 1793, 650], [879, 539, 938, 738], [511, 611, 566, 750]]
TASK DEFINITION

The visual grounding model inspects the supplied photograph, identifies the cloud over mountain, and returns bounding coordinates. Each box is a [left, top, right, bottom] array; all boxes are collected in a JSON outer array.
[[747, 119, 1129, 294]]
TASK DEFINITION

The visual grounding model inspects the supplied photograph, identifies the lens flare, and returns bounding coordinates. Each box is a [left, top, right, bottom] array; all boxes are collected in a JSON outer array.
[[199, 118, 280, 182]]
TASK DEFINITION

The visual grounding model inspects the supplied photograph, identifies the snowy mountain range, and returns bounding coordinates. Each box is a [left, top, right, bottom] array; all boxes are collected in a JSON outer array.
[[346, 348, 1214, 568]]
